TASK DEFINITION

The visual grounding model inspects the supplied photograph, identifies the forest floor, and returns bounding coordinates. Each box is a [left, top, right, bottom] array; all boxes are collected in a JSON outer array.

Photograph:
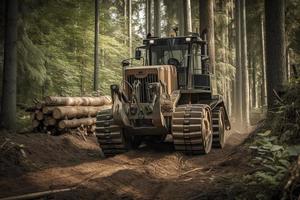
[[0, 127, 255, 200]]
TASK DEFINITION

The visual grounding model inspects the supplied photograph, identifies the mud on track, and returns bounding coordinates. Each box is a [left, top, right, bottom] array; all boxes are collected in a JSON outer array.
[[0, 129, 252, 200]]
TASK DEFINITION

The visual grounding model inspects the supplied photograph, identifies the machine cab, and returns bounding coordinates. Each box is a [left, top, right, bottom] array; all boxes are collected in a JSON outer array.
[[138, 36, 215, 96]]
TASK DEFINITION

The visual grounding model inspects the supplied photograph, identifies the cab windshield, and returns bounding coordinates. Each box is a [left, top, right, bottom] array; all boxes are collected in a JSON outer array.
[[150, 44, 189, 67]]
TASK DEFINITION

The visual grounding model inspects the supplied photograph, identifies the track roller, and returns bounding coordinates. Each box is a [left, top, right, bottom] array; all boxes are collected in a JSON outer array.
[[95, 109, 128, 157], [212, 107, 226, 148], [171, 104, 212, 155]]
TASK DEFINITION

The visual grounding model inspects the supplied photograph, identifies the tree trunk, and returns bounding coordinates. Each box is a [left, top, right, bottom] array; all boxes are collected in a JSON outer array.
[[186, 0, 192, 33], [251, 54, 257, 109], [52, 106, 111, 119], [240, 0, 250, 126], [124, 0, 127, 45], [265, 0, 287, 108], [234, 0, 243, 125], [248, 50, 252, 109], [146, 0, 152, 34], [153, 0, 161, 37], [94, 0, 99, 91], [45, 96, 111, 106], [128, 0, 132, 58], [260, 13, 267, 107], [199, 0, 215, 73], [0, 0, 18, 130], [58, 118, 96, 129], [229, 79, 233, 116], [286, 46, 290, 82], [179, 0, 186, 36]]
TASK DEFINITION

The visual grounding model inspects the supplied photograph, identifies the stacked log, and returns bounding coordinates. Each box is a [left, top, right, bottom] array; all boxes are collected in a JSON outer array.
[[58, 118, 96, 129], [29, 96, 111, 135]]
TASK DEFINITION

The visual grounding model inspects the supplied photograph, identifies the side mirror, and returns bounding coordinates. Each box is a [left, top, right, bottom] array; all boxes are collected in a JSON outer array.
[[122, 60, 130, 67], [135, 49, 142, 60]]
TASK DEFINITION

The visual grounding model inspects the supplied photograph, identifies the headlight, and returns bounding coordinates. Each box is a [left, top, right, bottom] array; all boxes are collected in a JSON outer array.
[[110, 84, 119, 92], [130, 106, 137, 115], [185, 37, 191, 42], [149, 39, 155, 44]]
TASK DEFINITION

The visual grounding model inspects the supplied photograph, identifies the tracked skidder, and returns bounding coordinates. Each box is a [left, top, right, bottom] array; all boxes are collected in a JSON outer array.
[[96, 35, 231, 157]]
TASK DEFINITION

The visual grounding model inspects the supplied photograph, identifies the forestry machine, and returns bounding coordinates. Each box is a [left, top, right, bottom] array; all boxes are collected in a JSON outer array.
[[96, 34, 231, 157]]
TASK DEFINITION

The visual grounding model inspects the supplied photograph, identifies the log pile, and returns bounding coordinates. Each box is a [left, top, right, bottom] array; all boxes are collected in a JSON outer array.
[[29, 96, 112, 135]]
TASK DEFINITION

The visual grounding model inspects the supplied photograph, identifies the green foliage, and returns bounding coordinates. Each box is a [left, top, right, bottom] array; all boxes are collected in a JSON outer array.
[[214, 1, 236, 101], [242, 79, 300, 198], [17, 22, 48, 102], [286, 0, 300, 55], [7, 0, 137, 105], [269, 79, 300, 144], [215, 62, 235, 96], [247, 130, 290, 186], [286, 145, 300, 156]]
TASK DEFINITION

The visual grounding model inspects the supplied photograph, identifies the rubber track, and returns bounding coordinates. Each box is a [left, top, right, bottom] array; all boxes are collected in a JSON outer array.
[[172, 104, 207, 155], [211, 107, 224, 148], [95, 109, 127, 157]]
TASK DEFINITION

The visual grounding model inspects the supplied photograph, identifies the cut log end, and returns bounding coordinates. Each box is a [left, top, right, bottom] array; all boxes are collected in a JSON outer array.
[[32, 120, 40, 128], [36, 112, 44, 121]]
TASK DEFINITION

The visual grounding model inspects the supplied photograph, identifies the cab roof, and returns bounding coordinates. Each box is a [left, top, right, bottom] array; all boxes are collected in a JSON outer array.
[[125, 65, 174, 71], [142, 36, 205, 46]]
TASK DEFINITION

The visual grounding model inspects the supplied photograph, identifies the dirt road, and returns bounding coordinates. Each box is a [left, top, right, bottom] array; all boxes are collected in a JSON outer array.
[[0, 129, 252, 200]]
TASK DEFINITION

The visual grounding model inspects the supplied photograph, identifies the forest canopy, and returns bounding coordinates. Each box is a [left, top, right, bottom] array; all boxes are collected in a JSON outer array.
[[0, 0, 300, 125]]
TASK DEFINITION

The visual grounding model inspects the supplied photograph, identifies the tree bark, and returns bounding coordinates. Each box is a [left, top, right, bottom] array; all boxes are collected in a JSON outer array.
[[186, 0, 192, 33], [286, 47, 290, 82], [251, 54, 257, 109], [260, 13, 267, 107], [58, 118, 96, 129], [240, 0, 250, 126], [153, 0, 161, 37], [0, 0, 18, 130], [52, 105, 111, 119], [128, 0, 132, 58], [44, 96, 111, 106], [179, 0, 186, 36], [234, 0, 243, 125], [94, 0, 100, 91], [124, 0, 127, 45], [199, 0, 215, 73], [265, 0, 287, 108], [146, 0, 152, 34]]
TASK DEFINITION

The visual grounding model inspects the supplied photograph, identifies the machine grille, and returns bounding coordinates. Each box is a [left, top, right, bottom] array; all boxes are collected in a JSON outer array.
[[127, 74, 158, 103]]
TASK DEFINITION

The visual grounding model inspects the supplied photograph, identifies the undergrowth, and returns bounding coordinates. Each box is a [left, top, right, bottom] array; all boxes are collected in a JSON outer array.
[[239, 79, 300, 200]]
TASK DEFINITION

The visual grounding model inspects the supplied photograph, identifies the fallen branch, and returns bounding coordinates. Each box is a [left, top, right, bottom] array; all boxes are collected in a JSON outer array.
[[180, 167, 203, 176], [0, 187, 76, 200], [0, 139, 9, 149], [0, 171, 101, 200], [273, 89, 284, 105]]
